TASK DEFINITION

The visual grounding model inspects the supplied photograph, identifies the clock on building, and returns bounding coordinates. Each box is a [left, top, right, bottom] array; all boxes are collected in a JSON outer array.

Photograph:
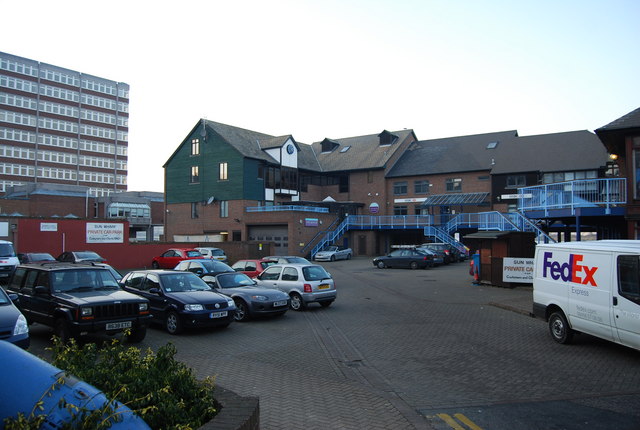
[[286, 144, 295, 154]]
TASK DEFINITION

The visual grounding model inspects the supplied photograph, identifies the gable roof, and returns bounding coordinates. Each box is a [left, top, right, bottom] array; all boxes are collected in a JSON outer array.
[[596, 107, 640, 132], [490, 130, 608, 174], [387, 131, 518, 177], [311, 129, 416, 172]]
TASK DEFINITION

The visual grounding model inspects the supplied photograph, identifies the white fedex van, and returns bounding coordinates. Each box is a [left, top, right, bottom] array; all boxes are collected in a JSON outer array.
[[533, 240, 640, 351]]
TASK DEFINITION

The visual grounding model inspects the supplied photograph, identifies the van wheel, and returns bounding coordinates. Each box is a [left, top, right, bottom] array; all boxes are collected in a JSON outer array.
[[549, 311, 573, 344]]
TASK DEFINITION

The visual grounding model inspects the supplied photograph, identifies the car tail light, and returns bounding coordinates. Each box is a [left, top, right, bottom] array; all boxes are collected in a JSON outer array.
[[304, 284, 312, 293]]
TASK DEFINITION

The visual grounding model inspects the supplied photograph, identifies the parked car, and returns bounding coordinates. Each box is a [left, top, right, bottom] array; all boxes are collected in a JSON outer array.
[[202, 272, 290, 321], [255, 263, 336, 311], [120, 270, 236, 334], [0, 287, 29, 349], [151, 248, 203, 269], [7, 262, 150, 343], [57, 250, 106, 264], [17, 252, 55, 264], [314, 245, 352, 262], [373, 248, 434, 269], [420, 243, 459, 264], [195, 247, 228, 264], [174, 259, 234, 276], [263, 256, 311, 264], [231, 259, 276, 278], [416, 246, 445, 266]]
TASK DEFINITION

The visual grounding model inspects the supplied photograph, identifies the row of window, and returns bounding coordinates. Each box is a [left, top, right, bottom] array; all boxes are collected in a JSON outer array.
[[0, 127, 127, 155], [108, 203, 150, 219], [190, 162, 229, 183], [1, 58, 129, 98], [0, 179, 116, 196], [0, 162, 126, 185], [0, 111, 128, 141], [393, 178, 461, 195], [0, 77, 128, 112]]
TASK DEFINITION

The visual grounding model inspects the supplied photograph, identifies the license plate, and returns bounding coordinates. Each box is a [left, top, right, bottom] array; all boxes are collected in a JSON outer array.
[[106, 321, 132, 330], [273, 300, 287, 307], [318, 284, 330, 290], [210, 311, 228, 319]]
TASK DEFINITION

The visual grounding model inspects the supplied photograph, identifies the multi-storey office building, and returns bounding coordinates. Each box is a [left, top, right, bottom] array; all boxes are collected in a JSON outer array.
[[0, 51, 129, 196]]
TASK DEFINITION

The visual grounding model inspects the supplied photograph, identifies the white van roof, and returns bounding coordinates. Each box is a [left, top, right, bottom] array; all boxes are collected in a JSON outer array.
[[537, 240, 640, 253]]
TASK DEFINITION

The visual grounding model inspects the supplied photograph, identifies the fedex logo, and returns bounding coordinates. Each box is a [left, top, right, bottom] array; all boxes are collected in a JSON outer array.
[[542, 251, 598, 286]]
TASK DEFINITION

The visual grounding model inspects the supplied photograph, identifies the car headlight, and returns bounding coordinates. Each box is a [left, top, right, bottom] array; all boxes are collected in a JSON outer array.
[[227, 299, 235, 307], [184, 304, 204, 311], [138, 302, 148, 312], [251, 295, 268, 301], [13, 314, 28, 336], [81, 307, 93, 317]]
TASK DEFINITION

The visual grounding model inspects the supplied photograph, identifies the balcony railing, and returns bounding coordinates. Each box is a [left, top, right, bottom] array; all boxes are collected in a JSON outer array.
[[518, 178, 626, 215], [246, 205, 329, 213]]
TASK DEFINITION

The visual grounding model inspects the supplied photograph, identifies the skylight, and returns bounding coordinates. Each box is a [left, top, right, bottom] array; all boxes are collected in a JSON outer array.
[[486, 141, 499, 149], [340, 146, 351, 153]]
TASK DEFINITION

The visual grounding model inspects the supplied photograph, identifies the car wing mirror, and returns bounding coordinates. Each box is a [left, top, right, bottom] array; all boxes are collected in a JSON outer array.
[[149, 287, 161, 294], [34, 285, 49, 295], [8, 292, 19, 302]]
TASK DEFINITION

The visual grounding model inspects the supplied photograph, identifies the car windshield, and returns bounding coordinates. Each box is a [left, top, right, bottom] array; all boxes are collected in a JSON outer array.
[[200, 260, 233, 272], [288, 257, 310, 263], [0, 243, 15, 258], [161, 273, 212, 292], [0, 288, 10, 304], [30, 253, 55, 261], [302, 265, 331, 281], [186, 250, 202, 257], [51, 269, 119, 293], [216, 273, 255, 288], [76, 251, 102, 260], [325, 246, 338, 252], [210, 249, 225, 256]]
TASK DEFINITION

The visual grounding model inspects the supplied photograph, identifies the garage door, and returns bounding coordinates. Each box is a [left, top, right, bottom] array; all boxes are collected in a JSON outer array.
[[248, 225, 288, 256]]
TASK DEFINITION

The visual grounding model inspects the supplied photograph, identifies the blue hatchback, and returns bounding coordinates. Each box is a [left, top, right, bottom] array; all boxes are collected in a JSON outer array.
[[0, 287, 29, 349]]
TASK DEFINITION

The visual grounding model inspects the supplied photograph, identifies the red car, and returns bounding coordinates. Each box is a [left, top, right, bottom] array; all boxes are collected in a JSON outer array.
[[151, 248, 203, 269], [230, 259, 276, 278]]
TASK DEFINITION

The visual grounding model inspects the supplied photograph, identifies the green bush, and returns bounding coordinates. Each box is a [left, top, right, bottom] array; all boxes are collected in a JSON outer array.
[[5, 337, 219, 430]]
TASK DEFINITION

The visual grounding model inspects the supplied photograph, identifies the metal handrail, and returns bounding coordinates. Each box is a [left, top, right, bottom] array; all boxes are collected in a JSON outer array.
[[246, 205, 329, 213]]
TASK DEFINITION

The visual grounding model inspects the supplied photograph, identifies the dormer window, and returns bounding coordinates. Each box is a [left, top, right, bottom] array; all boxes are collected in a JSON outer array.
[[321, 138, 340, 153], [378, 130, 398, 146]]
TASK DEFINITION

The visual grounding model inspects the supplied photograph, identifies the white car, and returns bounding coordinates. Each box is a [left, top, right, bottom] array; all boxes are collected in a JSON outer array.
[[314, 245, 352, 262], [195, 247, 228, 264]]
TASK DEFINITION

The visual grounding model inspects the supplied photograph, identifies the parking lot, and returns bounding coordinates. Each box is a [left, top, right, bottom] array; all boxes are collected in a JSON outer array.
[[27, 257, 640, 430]]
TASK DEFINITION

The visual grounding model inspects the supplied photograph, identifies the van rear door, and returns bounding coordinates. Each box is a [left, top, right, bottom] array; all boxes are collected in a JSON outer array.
[[613, 255, 640, 349]]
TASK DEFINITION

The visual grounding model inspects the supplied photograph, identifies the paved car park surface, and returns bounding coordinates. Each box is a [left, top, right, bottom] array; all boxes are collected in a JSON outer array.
[[25, 258, 640, 430]]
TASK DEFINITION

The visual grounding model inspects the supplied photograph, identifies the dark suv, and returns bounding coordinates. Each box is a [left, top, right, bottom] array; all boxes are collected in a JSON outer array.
[[6, 262, 150, 343]]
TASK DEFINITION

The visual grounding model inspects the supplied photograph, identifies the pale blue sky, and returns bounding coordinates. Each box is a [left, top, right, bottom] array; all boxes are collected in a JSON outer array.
[[2, 0, 638, 192]]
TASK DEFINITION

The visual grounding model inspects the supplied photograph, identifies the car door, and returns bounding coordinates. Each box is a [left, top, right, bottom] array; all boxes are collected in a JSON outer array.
[[613, 255, 640, 348], [256, 266, 283, 290], [387, 250, 404, 267], [243, 261, 258, 278], [23, 270, 55, 326], [124, 273, 164, 322]]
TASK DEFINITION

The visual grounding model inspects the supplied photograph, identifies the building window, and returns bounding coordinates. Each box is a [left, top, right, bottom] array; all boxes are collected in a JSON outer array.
[[394, 205, 408, 215], [190, 166, 199, 183], [219, 162, 228, 180], [191, 138, 200, 156], [393, 181, 408, 195], [446, 178, 462, 192], [506, 175, 526, 188], [220, 200, 228, 218], [191, 202, 198, 219], [414, 180, 430, 194], [367, 171, 374, 184]]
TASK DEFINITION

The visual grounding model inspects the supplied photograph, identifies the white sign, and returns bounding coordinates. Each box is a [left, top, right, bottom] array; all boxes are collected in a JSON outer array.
[[501, 193, 533, 200], [40, 223, 58, 232], [503, 257, 535, 283], [394, 197, 427, 203], [86, 223, 124, 243]]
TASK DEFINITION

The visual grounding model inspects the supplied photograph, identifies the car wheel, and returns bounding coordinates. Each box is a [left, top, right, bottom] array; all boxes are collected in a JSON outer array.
[[152, 261, 160, 269], [330, 255, 335, 262], [234, 299, 249, 322], [54, 318, 71, 343], [377, 261, 386, 269], [410, 261, 418, 270], [165, 311, 183, 334], [289, 293, 306, 311], [346, 254, 352, 260], [320, 300, 333, 308], [549, 311, 573, 344], [127, 326, 147, 343]]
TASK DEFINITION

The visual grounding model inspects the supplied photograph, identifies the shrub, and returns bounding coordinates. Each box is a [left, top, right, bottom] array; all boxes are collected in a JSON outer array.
[[5, 337, 219, 430]]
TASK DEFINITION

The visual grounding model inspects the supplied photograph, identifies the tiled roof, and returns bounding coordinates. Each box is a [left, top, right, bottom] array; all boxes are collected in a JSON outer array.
[[311, 129, 416, 172], [387, 131, 518, 177], [596, 107, 640, 132]]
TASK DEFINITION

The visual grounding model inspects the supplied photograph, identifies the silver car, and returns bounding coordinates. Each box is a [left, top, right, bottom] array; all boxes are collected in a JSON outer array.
[[254, 263, 336, 311], [314, 245, 352, 262]]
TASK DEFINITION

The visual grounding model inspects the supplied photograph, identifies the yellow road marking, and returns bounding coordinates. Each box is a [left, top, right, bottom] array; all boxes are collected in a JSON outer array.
[[436, 414, 465, 430], [454, 413, 484, 430]]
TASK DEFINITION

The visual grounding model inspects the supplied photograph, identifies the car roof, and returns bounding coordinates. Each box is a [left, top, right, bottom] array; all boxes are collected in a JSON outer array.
[[128, 269, 191, 275], [19, 261, 110, 271]]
